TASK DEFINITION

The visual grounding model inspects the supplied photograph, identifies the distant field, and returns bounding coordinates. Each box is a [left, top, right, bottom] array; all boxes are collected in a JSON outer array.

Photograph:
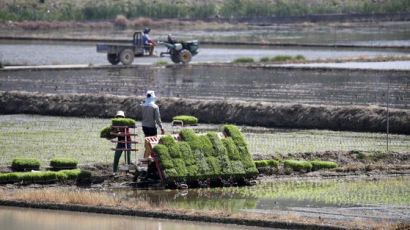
[[1, 114, 409, 165], [1, 0, 408, 22]]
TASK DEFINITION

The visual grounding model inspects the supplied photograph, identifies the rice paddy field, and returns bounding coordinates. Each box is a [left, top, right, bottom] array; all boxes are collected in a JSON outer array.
[[0, 114, 409, 165], [107, 176, 409, 222]]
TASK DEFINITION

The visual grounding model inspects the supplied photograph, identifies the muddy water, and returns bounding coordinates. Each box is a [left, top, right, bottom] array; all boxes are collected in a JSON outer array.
[[0, 40, 409, 66], [0, 206, 276, 230], [1, 65, 409, 109], [106, 176, 410, 222]]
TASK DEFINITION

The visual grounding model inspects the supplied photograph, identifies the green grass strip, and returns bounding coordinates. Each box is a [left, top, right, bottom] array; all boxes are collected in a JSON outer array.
[[232, 57, 254, 63]]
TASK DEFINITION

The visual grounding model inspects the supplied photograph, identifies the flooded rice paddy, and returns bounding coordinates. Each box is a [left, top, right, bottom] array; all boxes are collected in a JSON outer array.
[[0, 206, 274, 230], [104, 176, 409, 222], [1, 114, 409, 164], [1, 64, 409, 109], [0, 39, 409, 66]]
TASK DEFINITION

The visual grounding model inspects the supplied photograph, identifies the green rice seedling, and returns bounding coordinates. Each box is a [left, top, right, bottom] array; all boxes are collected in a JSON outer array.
[[100, 126, 117, 139], [222, 137, 241, 161], [177, 142, 196, 166], [59, 169, 82, 180], [224, 125, 258, 177], [207, 132, 226, 156], [160, 135, 181, 158], [259, 57, 270, 62], [77, 170, 92, 180], [20, 172, 33, 184], [199, 135, 214, 157], [310, 161, 338, 171], [232, 57, 254, 63], [50, 158, 78, 169], [111, 118, 136, 127], [11, 158, 41, 171], [254, 160, 269, 168], [55, 172, 69, 181], [266, 159, 279, 168], [7, 173, 22, 183], [153, 145, 174, 169], [294, 54, 306, 60], [172, 115, 198, 125], [271, 55, 293, 61], [0, 173, 8, 183], [42, 171, 59, 182], [284, 160, 312, 172], [356, 151, 367, 160]]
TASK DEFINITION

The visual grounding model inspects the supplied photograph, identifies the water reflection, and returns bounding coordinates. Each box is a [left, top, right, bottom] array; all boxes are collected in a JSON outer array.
[[0, 206, 270, 230]]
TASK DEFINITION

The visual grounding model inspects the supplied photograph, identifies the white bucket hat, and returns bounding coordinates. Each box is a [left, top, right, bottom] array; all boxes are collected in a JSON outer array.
[[145, 90, 156, 104], [146, 90, 156, 99], [115, 110, 125, 118]]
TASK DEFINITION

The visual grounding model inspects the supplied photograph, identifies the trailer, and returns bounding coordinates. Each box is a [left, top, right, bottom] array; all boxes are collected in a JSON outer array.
[[96, 32, 199, 65]]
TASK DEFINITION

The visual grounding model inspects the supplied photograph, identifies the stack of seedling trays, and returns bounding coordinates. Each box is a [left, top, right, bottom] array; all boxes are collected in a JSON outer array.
[[108, 118, 139, 171], [148, 125, 258, 188]]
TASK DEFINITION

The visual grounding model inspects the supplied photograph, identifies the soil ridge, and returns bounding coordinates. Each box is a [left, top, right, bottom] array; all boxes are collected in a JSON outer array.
[[1, 91, 409, 134]]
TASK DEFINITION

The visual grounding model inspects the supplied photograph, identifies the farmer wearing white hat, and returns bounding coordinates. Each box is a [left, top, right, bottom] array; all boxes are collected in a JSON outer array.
[[112, 110, 131, 176], [140, 90, 164, 136]]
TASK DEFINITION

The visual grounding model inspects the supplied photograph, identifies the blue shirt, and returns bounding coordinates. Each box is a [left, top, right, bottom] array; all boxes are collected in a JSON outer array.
[[142, 33, 150, 46]]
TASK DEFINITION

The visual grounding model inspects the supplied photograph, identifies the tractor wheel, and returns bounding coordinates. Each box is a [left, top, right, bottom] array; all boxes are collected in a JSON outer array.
[[107, 54, 120, 65], [170, 50, 181, 63], [119, 49, 134, 65], [179, 49, 192, 64]]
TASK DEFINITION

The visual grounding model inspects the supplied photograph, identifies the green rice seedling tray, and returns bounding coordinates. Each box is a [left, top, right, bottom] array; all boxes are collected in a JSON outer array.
[[147, 125, 258, 187]]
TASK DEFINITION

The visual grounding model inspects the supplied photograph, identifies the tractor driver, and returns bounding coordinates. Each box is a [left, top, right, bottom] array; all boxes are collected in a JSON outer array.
[[142, 27, 158, 56]]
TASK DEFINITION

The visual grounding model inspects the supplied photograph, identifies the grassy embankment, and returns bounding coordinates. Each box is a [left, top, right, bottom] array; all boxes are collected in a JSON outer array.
[[1, 0, 409, 24]]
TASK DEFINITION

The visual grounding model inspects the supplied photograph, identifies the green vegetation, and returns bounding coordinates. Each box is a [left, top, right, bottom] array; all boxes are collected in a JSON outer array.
[[11, 158, 41, 171], [0, 169, 90, 184], [259, 57, 270, 62], [232, 57, 254, 63], [294, 54, 306, 60], [0, 61, 3, 69], [172, 115, 198, 125], [100, 126, 117, 139], [153, 125, 257, 184], [254, 159, 279, 169], [284, 160, 312, 172], [2, 0, 409, 22], [271, 55, 293, 61], [310, 160, 338, 171], [154, 61, 168, 65], [111, 118, 136, 127], [50, 158, 78, 169]]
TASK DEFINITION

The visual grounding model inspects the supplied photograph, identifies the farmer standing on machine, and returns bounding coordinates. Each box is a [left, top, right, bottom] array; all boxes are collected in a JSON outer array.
[[112, 110, 132, 176], [141, 90, 164, 136], [142, 27, 157, 56]]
